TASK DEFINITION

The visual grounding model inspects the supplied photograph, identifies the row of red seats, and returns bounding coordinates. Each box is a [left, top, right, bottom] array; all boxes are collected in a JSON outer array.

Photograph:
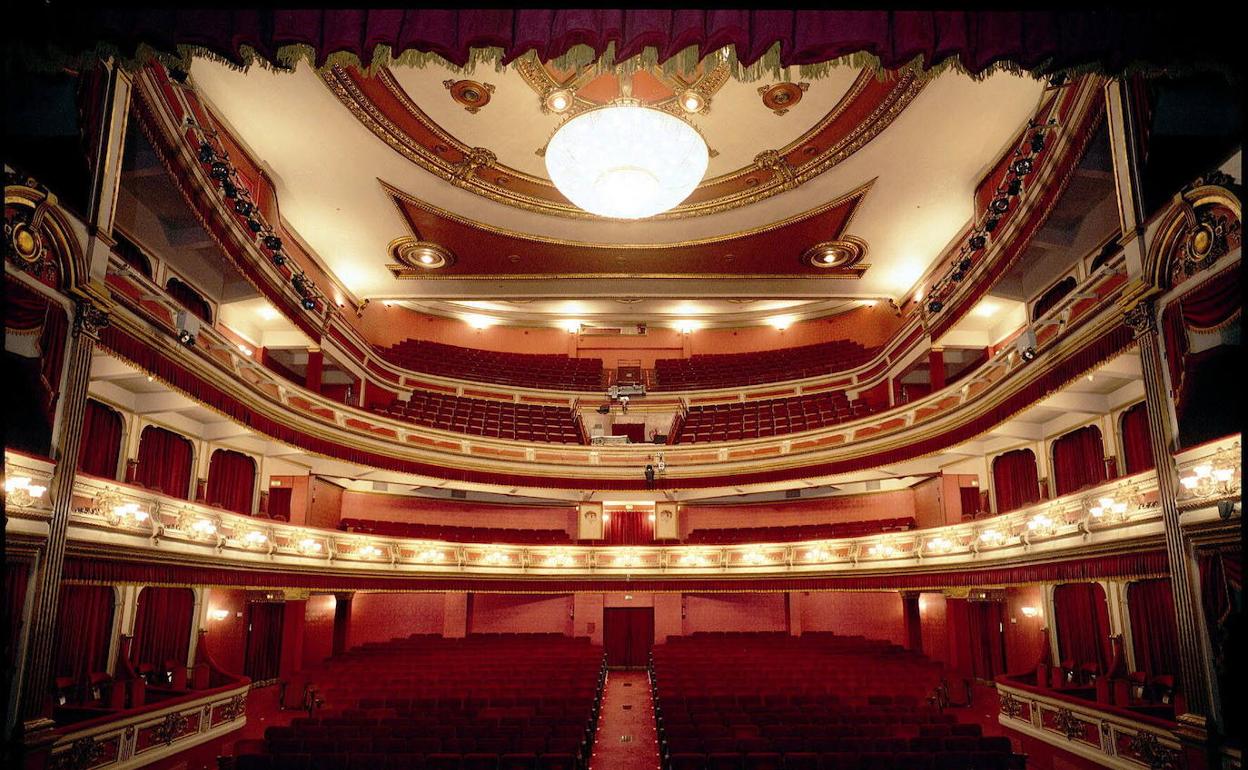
[[232, 635, 605, 770], [653, 340, 874, 391], [340, 518, 572, 545], [675, 392, 878, 444], [651, 633, 1023, 770], [375, 393, 584, 444], [381, 340, 603, 391], [683, 518, 916, 545]]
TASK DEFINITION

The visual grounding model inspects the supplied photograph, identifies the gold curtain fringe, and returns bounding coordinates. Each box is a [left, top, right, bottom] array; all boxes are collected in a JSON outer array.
[[1187, 307, 1242, 335]]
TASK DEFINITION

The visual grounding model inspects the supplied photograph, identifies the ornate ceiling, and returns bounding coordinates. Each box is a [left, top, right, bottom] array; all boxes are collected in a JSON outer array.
[[187, 54, 1047, 324]]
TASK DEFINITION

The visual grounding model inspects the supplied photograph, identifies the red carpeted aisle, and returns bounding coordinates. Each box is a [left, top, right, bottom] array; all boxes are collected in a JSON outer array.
[[591, 670, 660, 770]]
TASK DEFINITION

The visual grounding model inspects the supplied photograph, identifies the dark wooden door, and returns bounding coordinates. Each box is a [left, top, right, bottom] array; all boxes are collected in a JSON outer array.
[[603, 607, 655, 668]]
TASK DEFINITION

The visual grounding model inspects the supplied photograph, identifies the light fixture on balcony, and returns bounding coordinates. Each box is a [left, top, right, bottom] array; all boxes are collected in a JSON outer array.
[[1020, 606, 1041, 619], [111, 502, 150, 527], [242, 530, 268, 547], [1026, 513, 1056, 537], [867, 542, 900, 559], [480, 549, 511, 566], [358, 543, 383, 559], [978, 529, 1007, 547], [805, 545, 834, 563], [414, 547, 446, 564], [926, 536, 955, 554], [298, 537, 323, 554], [544, 550, 576, 569], [545, 101, 709, 219], [613, 550, 642, 569], [1086, 495, 1129, 522], [190, 518, 218, 538], [5, 475, 47, 506], [1179, 446, 1239, 501], [741, 548, 770, 565], [678, 550, 713, 568]]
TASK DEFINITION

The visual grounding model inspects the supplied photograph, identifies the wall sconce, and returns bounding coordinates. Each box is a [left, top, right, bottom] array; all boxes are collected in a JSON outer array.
[[978, 529, 1007, 547], [209, 609, 230, 621], [190, 518, 218, 538], [111, 502, 150, 527], [804, 545, 834, 563], [413, 547, 447, 563], [5, 475, 47, 506], [1179, 446, 1240, 501], [867, 542, 899, 559], [480, 549, 511, 566], [1020, 606, 1041, 619], [926, 536, 955, 554], [544, 550, 576, 568], [740, 548, 770, 565]]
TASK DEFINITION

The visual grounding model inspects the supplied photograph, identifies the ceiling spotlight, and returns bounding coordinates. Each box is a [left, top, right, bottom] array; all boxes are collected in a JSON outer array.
[[545, 89, 573, 113], [176, 329, 196, 347], [927, 300, 943, 314], [1020, 346, 1037, 361], [545, 102, 709, 219], [301, 297, 317, 311], [197, 142, 215, 163], [680, 91, 705, 113], [768, 316, 793, 331], [263, 235, 283, 251]]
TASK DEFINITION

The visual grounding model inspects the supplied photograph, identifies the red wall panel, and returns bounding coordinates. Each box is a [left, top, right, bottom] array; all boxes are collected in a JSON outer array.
[[201, 588, 248, 676], [682, 491, 916, 536], [799, 592, 906, 646], [348, 592, 445, 648], [339, 492, 576, 533], [683, 593, 787, 634], [302, 594, 336, 669], [919, 592, 951, 665], [468, 593, 573, 635]]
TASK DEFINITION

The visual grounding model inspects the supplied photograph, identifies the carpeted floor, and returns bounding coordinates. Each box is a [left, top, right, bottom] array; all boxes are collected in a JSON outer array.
[[590, 669, 661, 770]]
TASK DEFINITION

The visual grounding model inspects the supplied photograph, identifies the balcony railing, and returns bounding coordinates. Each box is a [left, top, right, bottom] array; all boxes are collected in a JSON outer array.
[[4, 439, 1237, 582]]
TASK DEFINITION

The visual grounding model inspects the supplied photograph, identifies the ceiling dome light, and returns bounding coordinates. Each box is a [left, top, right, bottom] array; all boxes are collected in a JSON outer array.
[[680, 91, 705, 113], [545, 89, 573, 113], [545, 102, 708, 219]]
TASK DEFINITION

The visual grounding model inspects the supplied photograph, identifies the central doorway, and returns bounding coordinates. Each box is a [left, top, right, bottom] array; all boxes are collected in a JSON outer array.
[[603, 607, 654, 668]]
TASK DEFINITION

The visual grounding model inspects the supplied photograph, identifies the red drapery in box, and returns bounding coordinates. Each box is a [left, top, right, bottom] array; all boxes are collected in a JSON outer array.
[[51, 585, 115, 684], [1162, 266, 1242, 406], [1127, 579, 1179, 678], [165, 276, 213, 323], [4, 561, 31, 679], [603, 509, 654, 545], [135, 425, 194, 499], [79, 399, 124, 479], [1119, 401, 1155, 475], [4, 277, 68, 424], [206, 449, 257, 515], [131, 587, 195, 670], [1053, 582, 1112, 673], [267, 487, 292, 521], [992, 448, 1040, 513], [1052, 425, 1107, 496]]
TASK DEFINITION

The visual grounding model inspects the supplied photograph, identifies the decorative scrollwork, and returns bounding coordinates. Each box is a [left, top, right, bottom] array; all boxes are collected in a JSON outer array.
[[73, 301, 111, 340], [451, 147, 498, 182], [1171, 207, 1241, 285], [220, 693, 248, 721], [89, 488, 124, 521], [753, 149, 798, 191], [1000, 690, 1023, 719], [1122, 300, 1156, 338], [1127, 730, 1180, 770], [151, 711, 190, 746], [50, 736, 104, 770], [1053, 707, 1086, 741]]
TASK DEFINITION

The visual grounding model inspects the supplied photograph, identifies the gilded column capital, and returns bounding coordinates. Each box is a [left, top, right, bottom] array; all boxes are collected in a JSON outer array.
[[73, 299, 111, 340], [1121, 299, 1156, 339]]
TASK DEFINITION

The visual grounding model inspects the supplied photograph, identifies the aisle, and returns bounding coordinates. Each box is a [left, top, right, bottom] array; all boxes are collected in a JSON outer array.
[[590, 670, 661, 770]]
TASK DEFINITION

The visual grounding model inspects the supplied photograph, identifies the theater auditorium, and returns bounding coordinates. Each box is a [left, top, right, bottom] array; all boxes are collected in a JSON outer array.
[[2, 9, 1242, 770]]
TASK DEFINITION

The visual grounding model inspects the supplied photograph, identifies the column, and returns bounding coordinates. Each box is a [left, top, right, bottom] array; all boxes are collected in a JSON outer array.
[[18, 302, 111, 730], [305, 348, 324, 393], [331, 593, 353, 657], [1123, 301, 1215, 739], [1104, 79, 1149, 277], [928, 347, 946, 390]]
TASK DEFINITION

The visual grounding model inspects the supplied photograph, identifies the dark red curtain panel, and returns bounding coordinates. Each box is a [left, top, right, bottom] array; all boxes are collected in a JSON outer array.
[[131, 587, 195, 670], [992, 448, 1040, 513], [165, 276, 213, 324], [51, 585, 115, 684], [1053, 582, 1112, 673], [135, 425, 194, 499], [21, 9, 1235, 75], [1127, 579, 1179, 678], [1119, 402, 1155, 475], [206, 449, 257, 515], [1052, 425, 1107, 497], [1199, 549, 1242, 639], [1162, 266, 1241, 405], [4, 562, 31, 680], [5, 278, 68, 424], [604, 509, 654, 545], [967, 601, 1007, 680], [603, 608, 653, 667], [959, 486, 981, 517], [78, 399, 124, 479], [244, 602, 285, 682]]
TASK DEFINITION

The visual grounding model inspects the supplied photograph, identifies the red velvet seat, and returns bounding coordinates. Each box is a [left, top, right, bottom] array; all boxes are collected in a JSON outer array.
[[744, 752, 783, 770], [498, 754, 537, 770], [536, 754, 576, 770]]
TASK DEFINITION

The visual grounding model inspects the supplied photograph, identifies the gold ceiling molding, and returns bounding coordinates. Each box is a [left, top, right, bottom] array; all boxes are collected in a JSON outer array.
[[382, 177, 874, 250], [321, 62, 922, 220], [386, 236, 456, 277]]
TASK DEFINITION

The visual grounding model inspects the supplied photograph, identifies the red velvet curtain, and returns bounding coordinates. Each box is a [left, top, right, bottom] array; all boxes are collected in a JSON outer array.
[[959, 486, 981, 517], [967, 601, 1007, 680], [51, 585, 115, 683], [23, 10, 1233, 75], [134, 425, 194, 499], [165, 276, 213, 323], [78, 399, 124, 479], [1051, 425, 1107, 497], [131, 587, 195, 670], [4, 562, 31, 683], [1127, 579, 1179, 678], [244, 602, 285, 682], [1119, 402, 1155, 475], [603, 607, 653, 668], [603, 509, 653, 545], [992, 448, 1041, 513], [1162, 267, 1242, 405], [206, 449, 256, 515], [4, 278, 68, 424], [1053, 582, 1112, 673]]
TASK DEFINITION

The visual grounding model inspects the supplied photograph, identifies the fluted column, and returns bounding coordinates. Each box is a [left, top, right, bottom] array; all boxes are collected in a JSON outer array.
[[1122, 301, 1214, 738], [18, 302, 110, 731]]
